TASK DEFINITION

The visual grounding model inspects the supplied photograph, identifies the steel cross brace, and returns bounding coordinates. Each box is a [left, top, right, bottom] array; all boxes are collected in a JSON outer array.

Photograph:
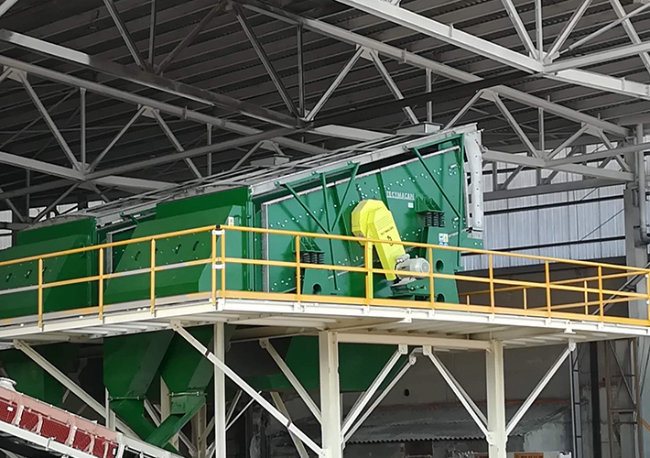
[[342, 345, 408, 436], [423, 345, 491, 440], [172, 322, 322, 456], [13, 340, 137, 438], [343, 352, 418, 443], [260, 338, 322, 422], [506, 341, 576, 435]]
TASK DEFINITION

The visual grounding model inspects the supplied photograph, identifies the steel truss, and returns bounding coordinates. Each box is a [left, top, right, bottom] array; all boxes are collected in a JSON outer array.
[[0, 0, 648, 218], [169, 320, 579, 458]]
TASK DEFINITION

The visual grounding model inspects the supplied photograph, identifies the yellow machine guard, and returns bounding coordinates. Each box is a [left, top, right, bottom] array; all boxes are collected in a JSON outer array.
[[351, 200, 405, 281]]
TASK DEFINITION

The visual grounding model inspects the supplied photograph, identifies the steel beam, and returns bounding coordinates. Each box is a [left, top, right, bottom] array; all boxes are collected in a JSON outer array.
[[549, 141, 650, 166], [546, 0, 592, 61], [236, 0, 628, 137], [489, 92, 539, 157], [270, 393, 309, 458], [333, 0, 650, 107], [213, 323, 226, 458], [89, 107, 146, 172], [483, 149, 635, 181], [335, 0, 542, 72], [342, 346, 406, 435], [0, 0, 19, 18], [486, 340, 507, 458], [234, 4, 299, 117], [0, 30, 301, 131], [343, 353, 417, 443], [148, 0, 156, 66], [498, 0, 537, 58], [151, 109, 202, 178], [13, 340, 137, 438], [423, 346, 489, 438], [306, 47, 364, 122], [609, 0, 650, 77], [173, 322, 322, 456], [260, 338, 321, 422], [506, 342, 575, 435], [18, 73, 81, 170], [0, 54, 321, 156], [337, 332, 491, 350], [319, 332, 342, 458], [102, 0, 150, 71], [546, 42, 650, 72], [33, 184, 80, 222], [156, 3, 225, 75], [369, 51, 419, 124]]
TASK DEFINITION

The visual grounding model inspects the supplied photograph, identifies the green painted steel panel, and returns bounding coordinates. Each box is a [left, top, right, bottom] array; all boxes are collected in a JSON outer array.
[[2, 344, 77, 407], [0, 219, 97, 319]]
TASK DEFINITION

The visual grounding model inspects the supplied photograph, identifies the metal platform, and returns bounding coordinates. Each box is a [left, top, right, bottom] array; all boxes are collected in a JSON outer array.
[[1, 224, 649, 458]]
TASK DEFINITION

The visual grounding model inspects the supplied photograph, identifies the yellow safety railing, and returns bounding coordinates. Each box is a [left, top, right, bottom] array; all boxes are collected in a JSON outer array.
[[0, 224, 649, 330]]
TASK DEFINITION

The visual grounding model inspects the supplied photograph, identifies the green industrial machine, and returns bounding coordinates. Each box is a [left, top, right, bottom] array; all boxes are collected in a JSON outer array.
[[0, 125, 484, 451]]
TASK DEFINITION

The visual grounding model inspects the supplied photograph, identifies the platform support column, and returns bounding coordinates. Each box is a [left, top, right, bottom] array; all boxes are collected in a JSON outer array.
[[486, 340, 507, 458], [214, 323, 227, 458], [319, 331, 342, 458]]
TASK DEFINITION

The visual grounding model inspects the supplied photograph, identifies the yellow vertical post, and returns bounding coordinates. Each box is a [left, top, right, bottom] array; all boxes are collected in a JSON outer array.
[[365, 241, 374, 306], [220, 230, 226, 296], [584, 280, 589, 316], [150, 239, 156, 315], [295, 236, 301, 298], [545, 261, 552, 316], [523, 288, 527, 311], [428, 247, 435, 307], [211, 230, 217, 306], [646, 273, 650, 324], [488, 254, 495, 312], [37, 258, 43, 329], [598, 266, 604, 319], [99, 248, 104, 321]]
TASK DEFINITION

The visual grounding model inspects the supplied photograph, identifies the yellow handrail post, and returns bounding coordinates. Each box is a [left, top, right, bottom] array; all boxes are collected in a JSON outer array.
[[598, 266, 604, 319], [99, 248, 104, 321], [211, 229, 217, 306], [150, 239, 156, 315], [365, 240, 374, 306], [545, 261, 552, 317], [295, 236, 301, 299], [220, 230, 226, 296], [523, 288, 527, 311], [488, 254, 495, 312], [584, 280, 589, 316], [37, 258, 43, 329], [646, 273, 650, 324], [428, 247, 435, 307]]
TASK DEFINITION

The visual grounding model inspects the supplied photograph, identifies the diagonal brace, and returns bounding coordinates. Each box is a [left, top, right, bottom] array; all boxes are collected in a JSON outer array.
[[234, 4, 299, 117], [260, 338, 321, 422], [172, 322, 322, 456], [13, 340, 137, 438], [424, 346, 489, 437], [506, 342, 575, 435]]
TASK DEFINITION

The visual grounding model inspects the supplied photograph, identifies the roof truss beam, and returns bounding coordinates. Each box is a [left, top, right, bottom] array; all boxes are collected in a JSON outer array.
[[236, 0, 628, 138]]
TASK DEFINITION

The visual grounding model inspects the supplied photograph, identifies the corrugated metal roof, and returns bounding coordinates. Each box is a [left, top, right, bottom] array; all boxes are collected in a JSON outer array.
[[348, 402, 570, 444]]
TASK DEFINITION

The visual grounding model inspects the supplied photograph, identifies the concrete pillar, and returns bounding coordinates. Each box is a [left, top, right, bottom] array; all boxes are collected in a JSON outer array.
[[319, 332, 342, 458], [486, 340, 507, 458], [214, 323, 227, 458]]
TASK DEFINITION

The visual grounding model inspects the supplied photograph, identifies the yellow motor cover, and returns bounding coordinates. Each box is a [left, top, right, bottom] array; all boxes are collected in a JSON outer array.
[[351, 200, 405, 280]]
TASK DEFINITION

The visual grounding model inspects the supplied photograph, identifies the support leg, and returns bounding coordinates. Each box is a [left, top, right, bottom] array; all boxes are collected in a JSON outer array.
[[214, 323, 227, 458], [319, 332, 342, 458], [486, 340, 507, 458]]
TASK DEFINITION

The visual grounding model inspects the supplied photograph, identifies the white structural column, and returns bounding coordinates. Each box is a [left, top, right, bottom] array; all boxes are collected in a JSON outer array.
[[214, 323, 227, 458], [319, 332, 342, 458], [486, 340, 507, 458]]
